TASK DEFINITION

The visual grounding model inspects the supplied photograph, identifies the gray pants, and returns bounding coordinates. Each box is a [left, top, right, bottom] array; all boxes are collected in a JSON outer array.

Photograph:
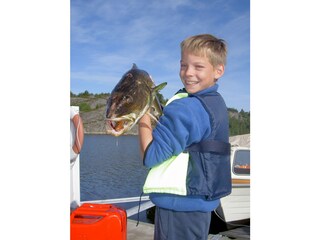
[[154, 207, 211, 240]]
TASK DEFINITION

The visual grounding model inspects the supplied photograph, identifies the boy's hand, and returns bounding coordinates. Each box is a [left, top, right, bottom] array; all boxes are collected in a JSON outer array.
[[139, 113, 151, 127]]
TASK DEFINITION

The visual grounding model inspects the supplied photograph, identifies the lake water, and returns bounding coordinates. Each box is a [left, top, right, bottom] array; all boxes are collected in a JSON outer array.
[[78, 134, 248, 233], [79, 134, 150, 222]]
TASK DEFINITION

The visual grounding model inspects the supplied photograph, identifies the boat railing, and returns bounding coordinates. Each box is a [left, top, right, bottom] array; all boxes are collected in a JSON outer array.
[[80, 196, 155, 217]]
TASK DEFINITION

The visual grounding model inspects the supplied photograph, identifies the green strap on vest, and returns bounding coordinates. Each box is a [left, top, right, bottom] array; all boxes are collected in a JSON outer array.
[[165, 92, 188, 105], [143, 92, 189, 195]]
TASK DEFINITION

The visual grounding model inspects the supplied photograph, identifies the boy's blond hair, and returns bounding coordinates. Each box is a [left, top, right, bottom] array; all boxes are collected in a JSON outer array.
[[180, 34, 227, 68]]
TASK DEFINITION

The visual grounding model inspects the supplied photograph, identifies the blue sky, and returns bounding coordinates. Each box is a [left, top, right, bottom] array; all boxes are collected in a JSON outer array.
[[3, 2, 320, 237], [71, 0, 250, 111]]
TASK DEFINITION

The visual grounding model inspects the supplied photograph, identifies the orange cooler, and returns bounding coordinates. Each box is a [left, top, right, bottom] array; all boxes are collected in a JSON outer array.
[[71, 203, 127, 240]]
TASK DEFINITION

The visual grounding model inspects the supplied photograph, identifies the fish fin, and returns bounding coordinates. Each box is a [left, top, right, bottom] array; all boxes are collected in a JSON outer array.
[[151, 95, 163, 118], [150, 82, 167, 117], [132, 63, 138, 69], [152, 82, 167, 92], [147, 111, 161, 124]]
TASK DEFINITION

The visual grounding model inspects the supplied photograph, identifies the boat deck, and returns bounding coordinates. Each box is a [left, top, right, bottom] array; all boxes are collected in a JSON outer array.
[[127, 219, 250, 240], [127, 220, 154, 240]]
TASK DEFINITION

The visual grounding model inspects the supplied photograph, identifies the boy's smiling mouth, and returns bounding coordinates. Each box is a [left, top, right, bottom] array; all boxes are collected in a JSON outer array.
[[185, 80, 199, 85]]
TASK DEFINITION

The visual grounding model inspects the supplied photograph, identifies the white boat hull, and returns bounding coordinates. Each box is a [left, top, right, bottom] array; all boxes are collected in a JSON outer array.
[[220, 146, 250, 223], [220, 184, 250, 222]]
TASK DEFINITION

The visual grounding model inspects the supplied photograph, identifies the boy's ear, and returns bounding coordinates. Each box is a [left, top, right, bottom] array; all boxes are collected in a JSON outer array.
[[214, 64, 225, 79]]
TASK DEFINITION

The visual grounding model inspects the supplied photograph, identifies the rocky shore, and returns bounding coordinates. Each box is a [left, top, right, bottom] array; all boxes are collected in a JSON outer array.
[[71, 96, 249, 136], [71, 96, 138, 135]]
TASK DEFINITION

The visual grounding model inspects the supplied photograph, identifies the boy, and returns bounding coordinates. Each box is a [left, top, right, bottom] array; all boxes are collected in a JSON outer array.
[[139, 34, 231, 240]]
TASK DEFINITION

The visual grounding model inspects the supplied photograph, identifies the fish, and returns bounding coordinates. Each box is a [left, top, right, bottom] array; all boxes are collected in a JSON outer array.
[[105, 64, 167, 136]]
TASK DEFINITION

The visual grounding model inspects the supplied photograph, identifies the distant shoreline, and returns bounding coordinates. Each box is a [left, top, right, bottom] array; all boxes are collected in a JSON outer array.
[[84, 132, 137, 136]]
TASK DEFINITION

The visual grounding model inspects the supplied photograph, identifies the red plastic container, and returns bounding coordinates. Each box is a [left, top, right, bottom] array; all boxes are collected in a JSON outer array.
[[71, 203, 127, 240]]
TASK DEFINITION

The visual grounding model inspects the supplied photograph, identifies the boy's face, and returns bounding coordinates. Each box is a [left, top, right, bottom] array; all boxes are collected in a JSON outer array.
[[179, 51, 224, 94]]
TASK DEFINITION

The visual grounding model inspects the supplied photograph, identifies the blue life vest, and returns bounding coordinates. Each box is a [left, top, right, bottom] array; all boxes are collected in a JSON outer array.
[[143, 89, 231, 201], [185, 91, 231, 200]]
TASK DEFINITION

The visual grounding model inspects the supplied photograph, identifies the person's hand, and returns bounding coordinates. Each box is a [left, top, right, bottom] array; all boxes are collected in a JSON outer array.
[[139, 113, 151, 125]]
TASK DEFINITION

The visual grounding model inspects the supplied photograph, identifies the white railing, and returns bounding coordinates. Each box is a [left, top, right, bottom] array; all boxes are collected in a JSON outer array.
[[80, 196, 155, 217]]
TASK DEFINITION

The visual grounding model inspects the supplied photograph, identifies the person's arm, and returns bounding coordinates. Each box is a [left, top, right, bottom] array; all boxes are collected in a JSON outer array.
[[140, 98, 212, 167], [138, 113, 153, 159], [72, 114, 84, 153]]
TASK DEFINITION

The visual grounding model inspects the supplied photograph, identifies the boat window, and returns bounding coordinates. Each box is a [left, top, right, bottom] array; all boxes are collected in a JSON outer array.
[[233, 149, 250, 175]]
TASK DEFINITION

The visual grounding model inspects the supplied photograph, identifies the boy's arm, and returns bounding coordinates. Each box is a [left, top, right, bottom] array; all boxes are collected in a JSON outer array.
[[138, 113, 153, 159]]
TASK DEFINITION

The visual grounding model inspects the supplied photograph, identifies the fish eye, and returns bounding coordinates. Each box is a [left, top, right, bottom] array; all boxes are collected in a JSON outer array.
[[123, 95, 133, 103]]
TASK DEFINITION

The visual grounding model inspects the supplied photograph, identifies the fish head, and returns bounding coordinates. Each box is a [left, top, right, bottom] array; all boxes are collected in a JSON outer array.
[[105, 64, 154, 136]]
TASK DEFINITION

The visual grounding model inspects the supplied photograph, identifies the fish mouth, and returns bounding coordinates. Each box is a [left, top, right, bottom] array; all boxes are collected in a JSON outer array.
[[105, 116, 136, 137]]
